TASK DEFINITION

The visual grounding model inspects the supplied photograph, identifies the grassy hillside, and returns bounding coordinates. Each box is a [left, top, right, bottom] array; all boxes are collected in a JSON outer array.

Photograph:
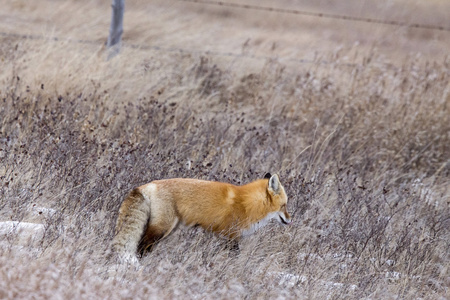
[[0, 0, 449, 298]]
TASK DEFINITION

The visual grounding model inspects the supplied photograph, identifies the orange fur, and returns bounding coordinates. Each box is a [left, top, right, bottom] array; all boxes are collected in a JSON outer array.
[[112, 174, 291, 259]]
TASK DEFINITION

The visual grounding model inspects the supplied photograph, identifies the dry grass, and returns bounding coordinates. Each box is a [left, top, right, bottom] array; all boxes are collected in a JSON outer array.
[[0, 0, 449, 299]]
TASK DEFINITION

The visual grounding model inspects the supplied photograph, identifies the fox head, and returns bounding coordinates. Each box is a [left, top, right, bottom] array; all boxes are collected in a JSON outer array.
[[266, 173, 291, 225]]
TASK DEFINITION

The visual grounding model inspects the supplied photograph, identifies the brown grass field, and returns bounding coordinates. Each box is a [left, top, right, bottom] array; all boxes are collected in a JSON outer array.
[[0, 0, 449, 298]]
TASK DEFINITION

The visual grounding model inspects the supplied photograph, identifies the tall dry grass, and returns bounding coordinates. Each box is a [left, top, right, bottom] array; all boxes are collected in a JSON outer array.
[[1, 0, 449, 299]]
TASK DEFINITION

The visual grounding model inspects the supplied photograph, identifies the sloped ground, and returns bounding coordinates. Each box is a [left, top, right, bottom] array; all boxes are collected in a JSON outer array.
[[0, 0, 449, 298]]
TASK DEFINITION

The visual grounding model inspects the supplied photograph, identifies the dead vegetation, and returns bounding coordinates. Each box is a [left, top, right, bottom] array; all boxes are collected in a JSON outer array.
[[0, 0, 449, 299]]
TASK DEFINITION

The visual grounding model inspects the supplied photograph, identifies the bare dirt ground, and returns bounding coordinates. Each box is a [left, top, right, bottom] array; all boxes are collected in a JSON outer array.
[[0, 0, 449, 299]]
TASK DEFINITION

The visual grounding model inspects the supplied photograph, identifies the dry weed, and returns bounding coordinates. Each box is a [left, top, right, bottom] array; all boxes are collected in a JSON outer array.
[[0, 0, 449, 299]]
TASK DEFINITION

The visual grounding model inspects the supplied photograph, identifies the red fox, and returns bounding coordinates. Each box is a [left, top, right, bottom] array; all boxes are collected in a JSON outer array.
[[112, 173, 291, 262]]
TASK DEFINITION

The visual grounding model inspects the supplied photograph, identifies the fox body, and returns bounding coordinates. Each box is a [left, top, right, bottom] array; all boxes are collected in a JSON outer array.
[[112, 174, 291, 260]]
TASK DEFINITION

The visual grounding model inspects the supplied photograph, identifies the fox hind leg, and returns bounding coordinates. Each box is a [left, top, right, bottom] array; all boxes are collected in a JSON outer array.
[[138, 217, 179, 256]]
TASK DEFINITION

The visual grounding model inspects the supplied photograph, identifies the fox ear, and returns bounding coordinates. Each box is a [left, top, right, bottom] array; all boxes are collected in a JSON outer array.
[[268, 174, 280, 194], [264, 173, 272, 179]]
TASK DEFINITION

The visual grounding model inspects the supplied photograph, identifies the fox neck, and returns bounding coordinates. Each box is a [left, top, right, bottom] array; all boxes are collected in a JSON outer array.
[[240, 211, 279, 237]]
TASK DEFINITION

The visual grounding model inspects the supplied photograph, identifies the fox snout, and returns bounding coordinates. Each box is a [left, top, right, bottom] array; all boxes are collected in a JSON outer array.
[[279, 214, 291, 225], [278, 205, 292, 225]]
